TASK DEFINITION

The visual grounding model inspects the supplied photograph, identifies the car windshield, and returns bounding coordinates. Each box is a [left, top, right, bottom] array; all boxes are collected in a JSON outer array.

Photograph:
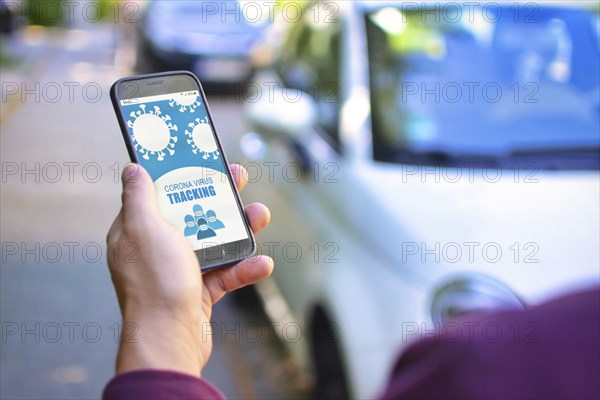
[[150, 1, 266, 33], [366, 5, 600, 169]]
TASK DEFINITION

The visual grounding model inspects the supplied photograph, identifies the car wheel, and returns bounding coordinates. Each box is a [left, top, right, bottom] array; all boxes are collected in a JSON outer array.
[[229, 284, 262, 309], [311, 309, 350, 399]]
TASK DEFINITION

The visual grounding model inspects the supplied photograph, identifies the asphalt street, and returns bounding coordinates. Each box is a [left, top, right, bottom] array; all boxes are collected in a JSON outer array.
[[0, 23, 308, 399]]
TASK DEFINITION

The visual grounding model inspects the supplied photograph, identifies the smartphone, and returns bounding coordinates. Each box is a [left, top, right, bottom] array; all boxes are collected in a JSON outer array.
[[110, 71, 255, 272]]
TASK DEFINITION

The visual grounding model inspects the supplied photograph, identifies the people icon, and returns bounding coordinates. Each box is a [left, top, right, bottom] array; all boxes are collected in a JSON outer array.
[[192, 204, 204, 219], [206, 210, 225, 230], [196, 217, 216, 240], [184, 205, 225, 239], [183, 215, 197, 237]]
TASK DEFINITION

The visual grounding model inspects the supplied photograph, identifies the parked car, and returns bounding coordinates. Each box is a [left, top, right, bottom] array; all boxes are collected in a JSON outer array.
[[134, 1, 268, 86], [0, 0, 19, 34], [238, 1, 600, 398]]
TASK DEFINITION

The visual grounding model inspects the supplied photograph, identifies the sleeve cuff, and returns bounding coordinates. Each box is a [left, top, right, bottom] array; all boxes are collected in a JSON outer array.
[[103, 369, 225, 400]]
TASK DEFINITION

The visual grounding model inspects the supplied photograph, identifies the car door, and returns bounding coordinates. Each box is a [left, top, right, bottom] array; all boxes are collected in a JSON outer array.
[[241, 12, 344, 321]]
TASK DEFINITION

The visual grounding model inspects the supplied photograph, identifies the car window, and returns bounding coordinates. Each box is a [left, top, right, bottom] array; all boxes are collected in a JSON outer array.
[[276, 7, 342, 148], [148, 1, 264, 33], [365, 5, 600, 169]]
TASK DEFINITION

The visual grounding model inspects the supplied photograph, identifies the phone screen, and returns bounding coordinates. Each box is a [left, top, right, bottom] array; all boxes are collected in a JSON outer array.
[[119, 88, 250, 252]]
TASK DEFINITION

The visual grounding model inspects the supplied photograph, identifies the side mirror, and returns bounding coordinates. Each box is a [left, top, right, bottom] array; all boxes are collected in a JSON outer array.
[[244, 84, 317, 140]]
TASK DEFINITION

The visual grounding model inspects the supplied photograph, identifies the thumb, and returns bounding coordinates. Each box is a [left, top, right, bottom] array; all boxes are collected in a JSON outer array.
[[121, 164, 159, 219]]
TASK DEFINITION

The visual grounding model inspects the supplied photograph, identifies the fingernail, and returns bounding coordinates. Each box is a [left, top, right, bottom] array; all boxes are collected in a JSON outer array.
[[122, 163, 139, 184]]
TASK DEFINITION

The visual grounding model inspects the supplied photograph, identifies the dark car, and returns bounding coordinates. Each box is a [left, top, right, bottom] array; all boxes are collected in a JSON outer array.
[[135, 0, 268, 87], [0, 0, 19, 34]]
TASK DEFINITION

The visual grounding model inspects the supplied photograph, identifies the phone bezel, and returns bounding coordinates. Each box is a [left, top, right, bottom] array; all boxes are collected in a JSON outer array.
[[110, 71, 256, 272]]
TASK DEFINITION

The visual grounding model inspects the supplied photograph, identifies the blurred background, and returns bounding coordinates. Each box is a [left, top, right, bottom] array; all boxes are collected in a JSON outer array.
[[1, 1, 599, 399]]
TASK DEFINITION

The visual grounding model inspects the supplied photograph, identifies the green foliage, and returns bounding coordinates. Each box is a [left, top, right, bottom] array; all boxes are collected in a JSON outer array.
[[94, 0, 118, 22], [24, 0, 64, 26]]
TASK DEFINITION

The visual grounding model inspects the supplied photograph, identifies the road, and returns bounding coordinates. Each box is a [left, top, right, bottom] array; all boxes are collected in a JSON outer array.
[[0, 23, 308, 399]]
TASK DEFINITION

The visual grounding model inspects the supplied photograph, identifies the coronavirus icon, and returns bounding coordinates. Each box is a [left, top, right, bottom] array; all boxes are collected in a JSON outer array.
[[169, 93, 202, 113], [127, 104, 178, 161], [185, 117, 220, 160]]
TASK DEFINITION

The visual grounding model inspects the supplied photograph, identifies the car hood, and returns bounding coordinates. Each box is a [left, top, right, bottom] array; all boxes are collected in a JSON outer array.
[[346, 162, 600, 304]]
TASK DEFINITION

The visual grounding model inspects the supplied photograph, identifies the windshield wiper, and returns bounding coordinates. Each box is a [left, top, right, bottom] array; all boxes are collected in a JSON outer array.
[[505, 146, 600, 170], [507, 145, 600, 157], [377, 147, 497, 166]]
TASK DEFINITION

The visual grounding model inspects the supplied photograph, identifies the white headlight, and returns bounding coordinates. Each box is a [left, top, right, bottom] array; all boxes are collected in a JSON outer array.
[[431, 275, 524, 325]]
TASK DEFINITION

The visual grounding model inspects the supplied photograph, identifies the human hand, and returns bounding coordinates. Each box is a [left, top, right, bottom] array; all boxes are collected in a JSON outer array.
[[106, 163, 273, 377]]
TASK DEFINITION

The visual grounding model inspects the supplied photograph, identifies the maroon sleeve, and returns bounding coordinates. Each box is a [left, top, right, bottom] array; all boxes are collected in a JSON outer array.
[[379, 287, 600, 400], [103, 369, 225, 400]]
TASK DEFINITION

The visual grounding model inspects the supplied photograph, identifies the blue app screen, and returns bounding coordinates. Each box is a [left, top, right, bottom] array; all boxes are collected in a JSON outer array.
[[121, 91, 248, 250]]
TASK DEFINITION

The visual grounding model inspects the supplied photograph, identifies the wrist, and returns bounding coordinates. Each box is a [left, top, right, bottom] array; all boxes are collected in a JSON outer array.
[[116, 310, 204, 377]]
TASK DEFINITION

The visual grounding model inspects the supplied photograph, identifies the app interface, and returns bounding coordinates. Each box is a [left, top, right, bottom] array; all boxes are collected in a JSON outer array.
[[121, 90, 248, 250]]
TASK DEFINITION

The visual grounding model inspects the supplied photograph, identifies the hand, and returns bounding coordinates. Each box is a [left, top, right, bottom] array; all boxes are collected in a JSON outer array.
[[106, 163, 273, 377]]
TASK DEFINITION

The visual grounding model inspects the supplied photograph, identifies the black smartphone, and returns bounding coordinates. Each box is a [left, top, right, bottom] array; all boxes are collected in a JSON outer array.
[[110, 71, 255, 272]]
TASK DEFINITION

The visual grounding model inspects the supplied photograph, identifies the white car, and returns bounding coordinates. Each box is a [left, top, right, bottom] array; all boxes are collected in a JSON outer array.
[[237, 2, 600, 398]]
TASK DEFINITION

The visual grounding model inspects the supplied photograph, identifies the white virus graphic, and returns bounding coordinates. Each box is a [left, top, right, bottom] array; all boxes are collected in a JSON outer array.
[[185, 117, 220, 160], [169, 93, 202, 113], [127, 104, 178, 161]]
